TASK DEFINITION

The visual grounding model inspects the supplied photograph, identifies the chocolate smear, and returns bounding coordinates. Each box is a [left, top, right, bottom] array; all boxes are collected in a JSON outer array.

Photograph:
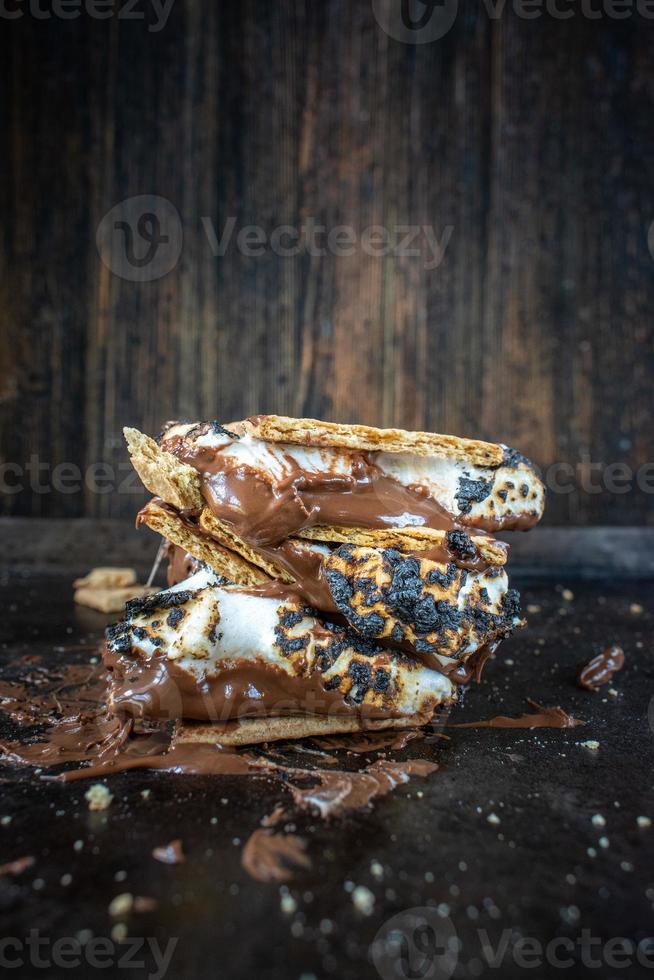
[[289, 758, 438, 819], [241, 829, 312, 883], [310, 729, 425, 754], [0, 657, 442, 869], [577, 646, 625, 693], [450, 699, 584, 730], [56, 741, 257, 782], [0, 664, 135, 768], [260, 805, 288, 828]]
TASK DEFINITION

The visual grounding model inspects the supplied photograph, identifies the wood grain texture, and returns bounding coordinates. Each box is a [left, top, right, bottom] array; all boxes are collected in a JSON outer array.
[[0, 0, 652, 524]]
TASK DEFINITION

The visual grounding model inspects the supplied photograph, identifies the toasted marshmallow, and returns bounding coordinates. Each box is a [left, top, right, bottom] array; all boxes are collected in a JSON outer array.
[[322, 546, 521, 670], [160, 423, 544, 531], [106, 571, 454, 720]]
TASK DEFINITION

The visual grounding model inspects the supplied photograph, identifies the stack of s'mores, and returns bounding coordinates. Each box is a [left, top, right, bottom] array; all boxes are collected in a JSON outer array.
[[105, 416, 545, 745]]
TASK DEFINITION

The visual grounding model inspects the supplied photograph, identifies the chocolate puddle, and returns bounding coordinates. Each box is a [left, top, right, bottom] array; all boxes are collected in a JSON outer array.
[[0, 657, 442, 890], [449, 699, 584, 730], [2, 655, 584, 884], [577, 645, 625, 692], [0, 664, 135, 767], [310, 729, 426, 753]]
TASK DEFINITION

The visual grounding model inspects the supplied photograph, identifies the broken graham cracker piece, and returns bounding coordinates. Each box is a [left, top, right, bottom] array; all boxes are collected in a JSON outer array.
[[297, 525, 508, 567], [138, 499, 271, 586], [123, 426, 203, 511], [198, 509, 295, 582], [73, 567, 137, 589], [176, 711, 438, 748], [74, 584, 156, 614], [242, 415, 504, 467]]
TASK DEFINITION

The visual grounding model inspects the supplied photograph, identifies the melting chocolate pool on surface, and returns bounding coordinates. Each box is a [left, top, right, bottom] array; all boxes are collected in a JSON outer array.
[[449, 699, 584, 730], [1, 657, 586, 885], [0, 659, 442, 880]]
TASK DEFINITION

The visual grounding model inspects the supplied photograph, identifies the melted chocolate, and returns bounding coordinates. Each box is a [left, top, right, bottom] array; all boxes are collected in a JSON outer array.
[[241, 538, 338, 611], [0, 660, 442, 831], [104, 644, 405, 724], [446, 642, 500, 685], [165, 434, 465, 547], [450, 699, 584, 730], [310, 729, 425, 753], [577, 646, 625, 692], [165, 544, 202, 587], [241, 829, 312, 882], [57, 741, 256, 781], [0, 664, 135, 767], [289, 758, 438, 818]]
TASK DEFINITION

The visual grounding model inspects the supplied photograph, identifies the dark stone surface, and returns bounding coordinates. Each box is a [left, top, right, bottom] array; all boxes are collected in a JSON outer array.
[[0, 570, 653, 979]]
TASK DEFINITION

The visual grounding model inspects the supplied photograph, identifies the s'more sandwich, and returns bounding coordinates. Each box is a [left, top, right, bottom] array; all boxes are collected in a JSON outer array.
[[104, 416, 545, 745]]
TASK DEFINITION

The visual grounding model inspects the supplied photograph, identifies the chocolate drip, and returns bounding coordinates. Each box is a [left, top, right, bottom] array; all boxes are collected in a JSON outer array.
[[577, 646, 625, 692], [450, 699, 584, 730], [165, 544, 202, 587], [444, 642, 500, 685]]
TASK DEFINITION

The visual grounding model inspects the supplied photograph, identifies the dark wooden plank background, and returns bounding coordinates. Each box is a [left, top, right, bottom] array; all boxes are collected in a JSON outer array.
[[0, 0, 652, 524]]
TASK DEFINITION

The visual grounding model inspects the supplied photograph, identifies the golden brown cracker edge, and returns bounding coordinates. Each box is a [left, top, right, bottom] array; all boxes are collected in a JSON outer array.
[[124, 427, 203, 511], [176, 710, 447, 747], [197, 510, 295, 582], [243, 415, 504, 467], [138, 500, 271, 587], [297, 524, 508, 567]]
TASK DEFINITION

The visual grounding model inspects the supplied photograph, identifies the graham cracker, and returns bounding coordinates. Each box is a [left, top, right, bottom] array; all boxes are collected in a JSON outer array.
[[124, 427, 203, 511], [176, 710, 442, 747], [297, 525, 507, 567], [138, 499, 271, 586], [241, 415, 504, 467]]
